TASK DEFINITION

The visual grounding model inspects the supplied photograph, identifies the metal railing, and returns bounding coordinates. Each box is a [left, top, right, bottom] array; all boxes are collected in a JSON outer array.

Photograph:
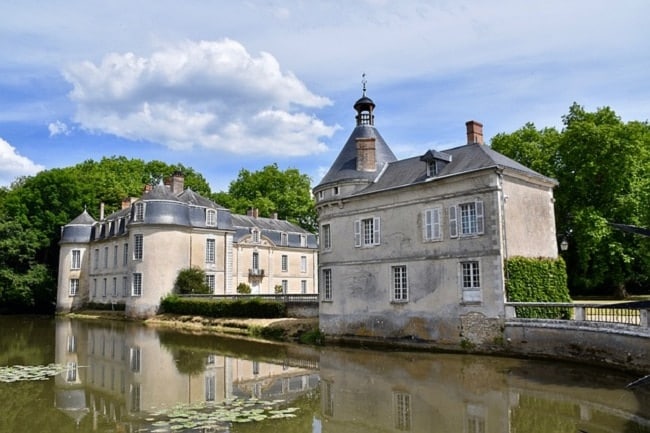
[[505, 302, 649, 327]]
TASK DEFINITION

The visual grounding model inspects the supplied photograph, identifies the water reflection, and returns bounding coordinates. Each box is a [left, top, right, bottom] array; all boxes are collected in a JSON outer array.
[[53, 318, 320, 430], [0, 317, 645, 433]]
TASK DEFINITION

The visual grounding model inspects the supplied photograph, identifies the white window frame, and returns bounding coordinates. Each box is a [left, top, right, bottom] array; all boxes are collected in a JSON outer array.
[[134, 202, 145, 221], [93, 248, 99, 269], [112, 277, 117, 297], [393, 392, 412, 431], [281, 254, 288, 272], [281, 232, 288, 246], [205, 274, 215, 292], [102, 278, 107, 297], [206, 209, 217, 226], [354, 217, 381, 247], [301, 280, 307, 293], [134, 234, 143, 260], [423, 207, 442, 241], [450, 201, 484, 238], [461, 261, 482, 303], [71, 250, 81, 270], [132, 273, 142, 297], [322, 268, 332, 301], [122, 276, 128, 297], [391, 265, 408, 302], [252, 252, 259, 271], [322, 224, 331, 250], [252, 229, 260, 243], [113, 245, 118, 268], [123, 243, 129, 266], [300, 234, 307, 247], [300, 255, 307, 273], [103, 246, 109, 268], [206, 238, 216, 263], [281, 279, 288, 293], [69, 279, 79, 296]]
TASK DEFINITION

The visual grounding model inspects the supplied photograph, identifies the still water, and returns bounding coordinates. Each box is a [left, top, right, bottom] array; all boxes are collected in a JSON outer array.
[[1, 315, 649, 433]]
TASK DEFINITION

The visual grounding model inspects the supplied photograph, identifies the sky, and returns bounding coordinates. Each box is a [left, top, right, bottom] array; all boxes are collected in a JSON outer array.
[[1, 0, 649, 193]]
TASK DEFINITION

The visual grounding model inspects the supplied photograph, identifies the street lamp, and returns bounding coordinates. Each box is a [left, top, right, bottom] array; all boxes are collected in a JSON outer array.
[[560, 238, 569, 252]]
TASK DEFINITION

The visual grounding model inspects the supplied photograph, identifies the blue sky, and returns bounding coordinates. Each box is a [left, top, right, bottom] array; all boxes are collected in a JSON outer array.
[[1, 0, 648, 192]]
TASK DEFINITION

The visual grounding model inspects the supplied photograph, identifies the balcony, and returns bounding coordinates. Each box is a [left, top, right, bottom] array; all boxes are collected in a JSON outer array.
[[249, 268, 265, 277]]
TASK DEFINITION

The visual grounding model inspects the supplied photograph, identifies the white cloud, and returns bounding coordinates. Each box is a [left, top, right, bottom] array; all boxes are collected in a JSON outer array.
[[0, 138, 45, 186], [48, 120, 70, 137], [63, 39, 337, 155]]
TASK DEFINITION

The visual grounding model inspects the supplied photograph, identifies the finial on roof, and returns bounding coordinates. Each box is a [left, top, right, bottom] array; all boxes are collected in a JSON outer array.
[[362, 73, 367, 96]]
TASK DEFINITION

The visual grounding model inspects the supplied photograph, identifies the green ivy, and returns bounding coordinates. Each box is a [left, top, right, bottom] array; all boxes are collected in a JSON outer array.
[[505, 256, 571, 319], [159, 295, 286, 318]]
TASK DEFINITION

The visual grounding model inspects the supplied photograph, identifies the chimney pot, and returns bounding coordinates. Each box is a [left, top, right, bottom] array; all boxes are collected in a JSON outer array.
[[465, 120, 484, 145]]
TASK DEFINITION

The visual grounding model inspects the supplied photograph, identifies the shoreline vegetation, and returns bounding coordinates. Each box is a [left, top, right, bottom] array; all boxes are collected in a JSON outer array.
[[61, 310, 321, 344]]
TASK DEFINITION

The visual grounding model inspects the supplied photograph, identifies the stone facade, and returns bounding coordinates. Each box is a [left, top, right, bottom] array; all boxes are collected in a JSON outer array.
[[56, 174, 318, 318], [313, 92, 558, 347]]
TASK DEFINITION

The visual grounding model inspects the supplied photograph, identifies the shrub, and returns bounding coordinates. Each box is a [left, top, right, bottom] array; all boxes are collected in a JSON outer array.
[[174, 267, 210, 294], [236, 283, 251, 294], [505, 256, 571, 319], [160, 295, 286, 318]]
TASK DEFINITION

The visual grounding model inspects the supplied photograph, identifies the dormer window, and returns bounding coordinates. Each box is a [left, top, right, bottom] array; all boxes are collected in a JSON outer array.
[[134, 202, 145, 221], [206, 209, 217, 226], [420, 150, 452, 178], [333, 186, 339, 196], [281, 232, 288, 246], [252, 228, 260, 243]]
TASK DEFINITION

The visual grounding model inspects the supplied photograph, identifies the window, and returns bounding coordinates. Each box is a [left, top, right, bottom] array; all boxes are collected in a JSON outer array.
[[322, 380, 334, 416], [205, 375, 216, 401], [112, 278, 117, 297], [318, 190, 324, 200], [281, 255, 288, 272], [252, 252, 259, 271], [450, 201, 484, 238], [69, 279, 79, 296], [253, 361, 260, 375], [132, 273, 142, 297], [67, 335, 76, 353], [427, 159, 437, 177], [205, 274, 215, 292], [333, 186, 339, 195], [94, 249, 99, 269], [103, 247, 109, 268], [130, 383, 141, 412], [252, 229, 260, 243], [281, 232, 288, 246], [423, 207, 442, 241], [300, 235, 306, 247], [461, 261, 481, 303], [301, 280, 307, 293], [206, 238, 215, 263], [123, 276, 128, 297], [130, 347, 141, 372], [134, 202, 144, 221], [113, 245, 118, 268], [300, 256, 307, 273], [322, 224, 332, 250], [92, 279, 97, 297], [281, 280, 288, 293], [392, 266, 408, 302], [123, 243, 129, 266], [354, 217, 380, 247], [322, 269, 332, 301], [66, 362, 78, 383], [71, 250, 81, 269], [206, 209, 217, 226], [466, 403, 486, 433], [134, 234, 143, 260], [394, 392, 411, 431]]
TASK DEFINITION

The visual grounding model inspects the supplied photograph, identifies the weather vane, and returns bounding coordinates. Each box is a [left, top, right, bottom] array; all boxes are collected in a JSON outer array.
[[362, 73, 367, 96]]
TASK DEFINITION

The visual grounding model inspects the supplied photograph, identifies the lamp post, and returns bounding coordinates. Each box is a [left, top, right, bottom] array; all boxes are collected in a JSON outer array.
[[560, 238, 569, 252]]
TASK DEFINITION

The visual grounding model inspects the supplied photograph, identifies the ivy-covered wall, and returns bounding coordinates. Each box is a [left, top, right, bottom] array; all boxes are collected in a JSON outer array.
[[505, 256, 571, 318]]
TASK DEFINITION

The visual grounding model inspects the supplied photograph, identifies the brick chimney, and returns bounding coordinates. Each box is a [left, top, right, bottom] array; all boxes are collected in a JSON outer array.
[[171, 171, 184, 194], [465, 120, 484, 145], [356, 137, 376, 171]]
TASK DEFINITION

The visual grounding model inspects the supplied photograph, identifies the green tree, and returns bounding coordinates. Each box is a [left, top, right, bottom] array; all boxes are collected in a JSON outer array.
[[492, 103, 650, 296], [174, 267, 210, 294], [213, 163, 317, 232]]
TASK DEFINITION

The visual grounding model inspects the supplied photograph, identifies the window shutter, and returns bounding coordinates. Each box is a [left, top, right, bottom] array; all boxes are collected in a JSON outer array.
[[432, 208, 441, 240], [373, 217, 381, 245], [354, 220, 361, 247], [424, 210, 432, 240], [476, 201, 484, 234], [449, 206, 458, 238]]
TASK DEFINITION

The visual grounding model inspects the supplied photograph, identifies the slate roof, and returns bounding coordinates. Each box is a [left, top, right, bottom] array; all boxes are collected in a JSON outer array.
[[231, 214, 318, 249], [317, 124, 397, 187], [357, 142, 557, 196]]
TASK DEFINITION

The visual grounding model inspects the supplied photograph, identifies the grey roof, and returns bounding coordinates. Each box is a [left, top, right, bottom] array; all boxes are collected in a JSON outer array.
[[360, 142, 557, 195], [60, 210, 96, 244], [178, 188, 224, 209], [317, 124, 397, 187], [231, 214, 318, 248], [67, 209, 96, 225]]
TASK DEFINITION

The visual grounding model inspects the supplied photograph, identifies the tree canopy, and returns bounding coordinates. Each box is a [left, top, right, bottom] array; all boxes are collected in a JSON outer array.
[[212, 163, 317, 232], [492, 103, 650, 296]]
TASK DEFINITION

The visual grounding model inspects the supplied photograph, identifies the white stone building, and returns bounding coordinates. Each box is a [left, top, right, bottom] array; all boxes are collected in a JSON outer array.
[[313, 91, 559, 347], [56, 173, 318, 318]]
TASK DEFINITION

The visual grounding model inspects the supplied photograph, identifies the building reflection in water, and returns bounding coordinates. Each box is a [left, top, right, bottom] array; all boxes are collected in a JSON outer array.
[[53, 318, 319, 430]]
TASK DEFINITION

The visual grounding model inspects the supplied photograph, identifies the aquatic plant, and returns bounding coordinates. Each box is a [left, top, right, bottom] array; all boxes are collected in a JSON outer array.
[[0, 364, 69, 382]]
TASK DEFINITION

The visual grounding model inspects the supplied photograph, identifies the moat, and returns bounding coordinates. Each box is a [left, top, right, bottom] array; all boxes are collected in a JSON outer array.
[[1, 315, 649, 433]]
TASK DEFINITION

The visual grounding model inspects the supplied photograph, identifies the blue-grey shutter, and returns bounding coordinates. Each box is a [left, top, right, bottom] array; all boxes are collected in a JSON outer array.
[[449, 206, 458, 238], [354, 220, 361, 247]]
